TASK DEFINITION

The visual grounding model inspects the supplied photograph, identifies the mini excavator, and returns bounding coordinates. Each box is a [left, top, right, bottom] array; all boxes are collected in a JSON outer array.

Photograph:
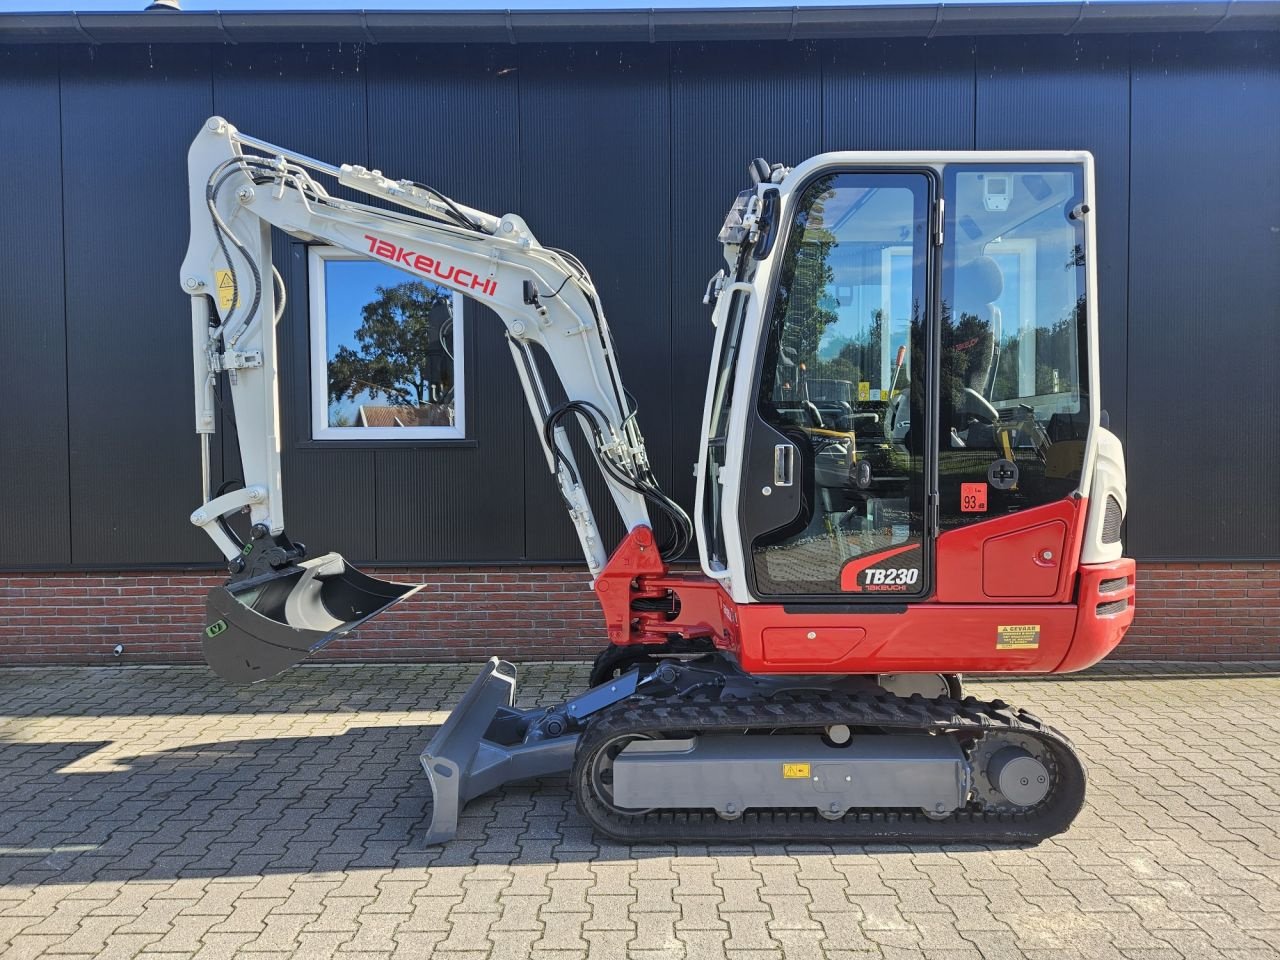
[[182, 118, 1134, 844]]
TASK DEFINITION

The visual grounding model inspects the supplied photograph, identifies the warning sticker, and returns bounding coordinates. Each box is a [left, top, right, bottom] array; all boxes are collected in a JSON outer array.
[[782, 763, 811, 780], [996, 624, 1041, 650], [960, 482, 988, 513], [215, 270, 237, 312], [857, 381, 871, 402]]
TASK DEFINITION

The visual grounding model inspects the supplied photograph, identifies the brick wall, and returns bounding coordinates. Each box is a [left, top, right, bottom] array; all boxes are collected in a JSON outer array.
[[1116, 562, 1280, 660], [0, 562, 1276, 666]]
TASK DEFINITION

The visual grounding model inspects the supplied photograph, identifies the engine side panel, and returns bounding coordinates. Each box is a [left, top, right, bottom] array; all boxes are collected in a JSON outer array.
[[733, 601, 1081, 674], [934, 498, 1086, 603]]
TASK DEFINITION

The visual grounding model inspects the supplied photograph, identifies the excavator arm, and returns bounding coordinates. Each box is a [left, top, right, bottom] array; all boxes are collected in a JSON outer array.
[[182, 117, 688, 681]]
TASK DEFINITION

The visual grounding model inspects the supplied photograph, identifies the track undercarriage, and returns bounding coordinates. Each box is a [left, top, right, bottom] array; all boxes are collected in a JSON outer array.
[[420, 653, 1086, 845]]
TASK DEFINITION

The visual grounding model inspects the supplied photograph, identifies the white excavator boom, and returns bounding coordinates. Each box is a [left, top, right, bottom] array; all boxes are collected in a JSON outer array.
[[182, 117, 690, 575], [181, 117, 693, 683]]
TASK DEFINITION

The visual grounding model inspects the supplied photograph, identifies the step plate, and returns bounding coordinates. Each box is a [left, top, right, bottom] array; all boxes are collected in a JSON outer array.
[[612, 734, 967, 817]]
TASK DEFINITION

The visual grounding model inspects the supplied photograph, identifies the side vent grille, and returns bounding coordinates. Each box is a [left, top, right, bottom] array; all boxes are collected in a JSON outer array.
[[1096, 598, 1129, 618], [1099, 576, 1129, 594], [1101, 495, 1124, 544]]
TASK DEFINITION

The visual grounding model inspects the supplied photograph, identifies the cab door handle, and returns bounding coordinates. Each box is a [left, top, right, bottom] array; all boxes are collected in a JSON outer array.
[[773, 444, 796, 486]]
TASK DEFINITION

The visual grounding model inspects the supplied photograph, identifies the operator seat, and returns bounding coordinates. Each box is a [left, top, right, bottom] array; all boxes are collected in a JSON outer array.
[[954, 255, 1004, 397], [946, 255, 1005, 446]]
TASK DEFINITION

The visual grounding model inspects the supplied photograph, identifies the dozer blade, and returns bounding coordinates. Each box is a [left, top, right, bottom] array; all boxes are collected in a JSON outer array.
[[419, 658, 582, 845], [202, 553, 423, 684]]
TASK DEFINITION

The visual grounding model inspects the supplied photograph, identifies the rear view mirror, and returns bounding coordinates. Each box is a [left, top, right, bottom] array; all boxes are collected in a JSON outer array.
[[752, 188, 781, 260]]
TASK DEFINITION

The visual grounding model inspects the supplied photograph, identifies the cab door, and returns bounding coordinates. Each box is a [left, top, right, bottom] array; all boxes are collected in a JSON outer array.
[[737, 170, 936, 600]]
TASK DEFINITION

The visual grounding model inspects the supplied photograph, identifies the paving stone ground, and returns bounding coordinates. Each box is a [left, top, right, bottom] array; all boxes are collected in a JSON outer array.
[[0, 662, 1277, 960]]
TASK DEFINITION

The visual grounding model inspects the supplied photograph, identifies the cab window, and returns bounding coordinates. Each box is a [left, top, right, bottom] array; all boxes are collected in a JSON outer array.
[[939, 165, 1089, 529]]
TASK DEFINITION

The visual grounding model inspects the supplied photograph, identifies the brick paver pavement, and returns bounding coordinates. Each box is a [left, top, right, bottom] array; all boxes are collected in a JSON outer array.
[[0, 662, 1277, 959]]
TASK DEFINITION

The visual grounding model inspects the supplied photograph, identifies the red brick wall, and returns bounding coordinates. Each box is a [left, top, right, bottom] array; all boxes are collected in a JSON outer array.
[[0, 562, 1276, 666], [1117, 562, 1280, 660]]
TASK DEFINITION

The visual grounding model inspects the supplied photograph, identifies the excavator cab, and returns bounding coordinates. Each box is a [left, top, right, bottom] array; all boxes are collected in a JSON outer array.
[[698, 157, 1123, 629]]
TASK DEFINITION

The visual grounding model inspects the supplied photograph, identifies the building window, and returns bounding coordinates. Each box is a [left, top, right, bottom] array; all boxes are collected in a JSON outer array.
[[308, 247, 465, 440]]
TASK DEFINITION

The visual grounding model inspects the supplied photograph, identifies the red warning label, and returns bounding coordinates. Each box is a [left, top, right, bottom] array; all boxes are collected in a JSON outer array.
[[960, 482, 988, 513]]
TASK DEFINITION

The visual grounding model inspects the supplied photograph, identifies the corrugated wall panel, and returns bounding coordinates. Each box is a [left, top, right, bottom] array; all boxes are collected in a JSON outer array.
[[0, 48, 70, 568], [10, 36, 1277, 569], [822, 38, 976, 151], [975, 35, 1131, 441], [60, 44, 214, 565], [517, 44, 673, 562], [1128, 32, 1280, 559], [668, 42, 824, 535], [367, 45, 527, 563], [212, 43, 377, 563]]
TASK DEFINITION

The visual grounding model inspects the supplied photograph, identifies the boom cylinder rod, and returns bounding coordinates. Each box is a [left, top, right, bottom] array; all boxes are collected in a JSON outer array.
[[191, 295, 216, 504]]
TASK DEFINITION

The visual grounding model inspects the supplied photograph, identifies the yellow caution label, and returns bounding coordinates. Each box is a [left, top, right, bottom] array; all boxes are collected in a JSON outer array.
[[997, 624, 1041, 650], [782, 762, 811, 780], [857, 381, 871, 402], [215, 270, 237, 312]]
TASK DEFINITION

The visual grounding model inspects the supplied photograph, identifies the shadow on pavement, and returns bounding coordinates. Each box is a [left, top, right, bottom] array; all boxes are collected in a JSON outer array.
[[0, 723, 715, 886], [0, 719, 1039, 888]]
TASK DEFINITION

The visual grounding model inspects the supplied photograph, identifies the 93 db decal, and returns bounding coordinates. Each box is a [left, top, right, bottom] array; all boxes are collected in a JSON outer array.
[[839, 544, 922, 593], [996, 624, 1040, 650]]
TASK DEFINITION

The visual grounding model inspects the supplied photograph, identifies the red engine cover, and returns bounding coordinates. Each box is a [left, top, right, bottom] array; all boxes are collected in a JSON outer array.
[[935, 499, 1084, 603], [982, 520, 1068, 598], [594, 497, 1133, 677]]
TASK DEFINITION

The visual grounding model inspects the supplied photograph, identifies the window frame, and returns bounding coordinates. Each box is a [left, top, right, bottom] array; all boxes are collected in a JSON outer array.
[[307, 246, 467, 442]]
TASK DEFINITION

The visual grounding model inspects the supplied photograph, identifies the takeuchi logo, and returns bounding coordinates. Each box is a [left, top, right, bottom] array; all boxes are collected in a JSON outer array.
[[362, 234, 497, 297]]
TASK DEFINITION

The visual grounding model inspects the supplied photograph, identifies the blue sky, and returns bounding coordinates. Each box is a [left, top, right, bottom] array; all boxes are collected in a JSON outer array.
[[0, 0, 1187, 12], [323, 258, 409, 424], [324, 259, 408, 365]]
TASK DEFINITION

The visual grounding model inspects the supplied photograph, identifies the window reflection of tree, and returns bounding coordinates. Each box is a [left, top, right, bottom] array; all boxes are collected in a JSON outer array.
[[327, 280, 455, 428]]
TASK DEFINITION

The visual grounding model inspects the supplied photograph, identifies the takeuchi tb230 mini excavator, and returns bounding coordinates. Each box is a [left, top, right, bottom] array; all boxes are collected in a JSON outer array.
[[183, 117, 1135, 845]]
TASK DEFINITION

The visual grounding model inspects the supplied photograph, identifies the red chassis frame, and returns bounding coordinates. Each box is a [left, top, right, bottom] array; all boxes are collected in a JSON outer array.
[[594, 499, 1135, 675]]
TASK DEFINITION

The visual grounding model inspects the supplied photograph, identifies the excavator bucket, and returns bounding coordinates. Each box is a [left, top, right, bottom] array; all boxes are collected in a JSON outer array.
[[202, 553, 423, 684]]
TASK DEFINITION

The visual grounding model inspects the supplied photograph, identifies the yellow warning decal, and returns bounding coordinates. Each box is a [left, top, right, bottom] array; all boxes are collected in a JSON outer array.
[[857, 381, 871, 402], [996, 624, 1041, 650], [215, 270, 237, 312], [782, 763, 811, 780]]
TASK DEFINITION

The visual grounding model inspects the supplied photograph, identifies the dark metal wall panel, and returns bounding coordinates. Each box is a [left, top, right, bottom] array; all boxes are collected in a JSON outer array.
[[668, 42, 824, 524], [60, 44, 214, 566], [366, 45, 527, 563], [212, 43, 376, 563], [516, 44, 673, 561], [11, 35, 1279, 569], [822, 38, 976, 150], [975, 35, 1131, 441], [0, 48, 70, 568], [1128, 32, 1280, 559]]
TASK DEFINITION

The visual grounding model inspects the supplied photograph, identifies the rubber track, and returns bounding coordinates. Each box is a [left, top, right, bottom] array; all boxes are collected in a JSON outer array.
[[572, 691, 1087, 845]]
